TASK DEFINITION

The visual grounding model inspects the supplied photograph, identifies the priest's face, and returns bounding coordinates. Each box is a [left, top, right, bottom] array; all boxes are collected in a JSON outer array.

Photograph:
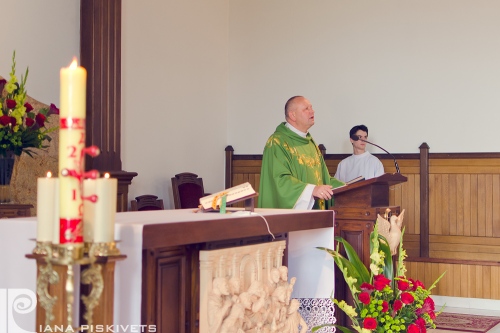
[[290, 97, 315, 132]]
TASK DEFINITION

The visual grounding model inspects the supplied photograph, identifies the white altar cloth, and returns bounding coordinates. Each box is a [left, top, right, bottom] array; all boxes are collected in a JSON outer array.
[[0, 208, 334, 332]]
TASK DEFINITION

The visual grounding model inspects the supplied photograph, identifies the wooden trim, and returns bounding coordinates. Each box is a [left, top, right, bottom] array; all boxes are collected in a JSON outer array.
[[407, 256, 500, 266], [225, 145, 234, 189]]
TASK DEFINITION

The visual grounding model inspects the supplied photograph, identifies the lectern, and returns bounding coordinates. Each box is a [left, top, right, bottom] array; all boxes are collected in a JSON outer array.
[[330, 173, 407, 325]]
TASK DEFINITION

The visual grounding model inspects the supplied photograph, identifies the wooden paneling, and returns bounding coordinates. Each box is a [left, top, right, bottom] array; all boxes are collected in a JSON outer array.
[[406, 260, 500, 299], [225, 146, 500, 300]]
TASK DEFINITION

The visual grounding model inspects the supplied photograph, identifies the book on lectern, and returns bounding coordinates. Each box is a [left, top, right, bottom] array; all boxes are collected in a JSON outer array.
[[199, 182, 258, 211]]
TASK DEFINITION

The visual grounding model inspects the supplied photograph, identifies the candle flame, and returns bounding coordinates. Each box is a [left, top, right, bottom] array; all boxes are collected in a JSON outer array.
[[104, 173, 110, 179], [47, 171, 52, 178], [69, 57, 78, 69]]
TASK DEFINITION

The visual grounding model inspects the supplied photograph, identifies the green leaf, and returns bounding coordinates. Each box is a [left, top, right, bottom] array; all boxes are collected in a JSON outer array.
[[335, 237, 371, 283], [377, 234, 394, 281]]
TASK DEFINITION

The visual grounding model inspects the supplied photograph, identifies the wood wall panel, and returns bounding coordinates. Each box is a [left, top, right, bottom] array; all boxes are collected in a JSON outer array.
[[226, 146, 500, 300], [406, 261, 500, 300]]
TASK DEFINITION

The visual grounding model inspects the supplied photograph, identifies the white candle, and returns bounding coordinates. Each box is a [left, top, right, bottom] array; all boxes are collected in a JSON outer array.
[[59, 58, 87, 244], [93, 174, 118, 243], [37, 172, 57, 242], [83, 179, 96, 242]]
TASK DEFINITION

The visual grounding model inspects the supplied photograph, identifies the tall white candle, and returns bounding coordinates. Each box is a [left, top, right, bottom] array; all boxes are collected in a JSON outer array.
[[59, 58, 87, 244], [93, 174, 118, 243], [37, 172, 57, 242]]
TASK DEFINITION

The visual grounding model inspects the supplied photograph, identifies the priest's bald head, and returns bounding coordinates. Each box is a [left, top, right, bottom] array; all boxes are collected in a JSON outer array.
[[284, 96, 315, 133]]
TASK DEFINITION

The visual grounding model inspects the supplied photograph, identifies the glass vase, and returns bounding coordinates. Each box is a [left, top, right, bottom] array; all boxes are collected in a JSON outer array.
[[0, 152, 15, 203]]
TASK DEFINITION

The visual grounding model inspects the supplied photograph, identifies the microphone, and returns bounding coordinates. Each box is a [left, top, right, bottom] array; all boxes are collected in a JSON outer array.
[[350, 134, 400, 173]]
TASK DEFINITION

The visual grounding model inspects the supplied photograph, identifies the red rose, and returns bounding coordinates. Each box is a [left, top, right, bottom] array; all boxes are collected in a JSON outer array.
[[401, 292, 415, 304], [373, 274, 391, 291], [24, 103, 34, 112], [408, 323, 420, 333], [26, 118, 35, 127], [397, 279, 410, 291], [35, 113, 46, 127], [363, 317, 377, 330], [0, 115, 11, 126], [393, 299, 403, 310], [359, 292, 371, 305], [6, 99, 16, 109], [416, 317, 427, 333], [381, 300, 389, 312], [429, 311, 436, 320]]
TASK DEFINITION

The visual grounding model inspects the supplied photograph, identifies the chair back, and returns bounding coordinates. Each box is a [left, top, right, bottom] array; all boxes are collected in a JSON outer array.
[[171, 172, 205, 209], [130, 194, 164, 211]]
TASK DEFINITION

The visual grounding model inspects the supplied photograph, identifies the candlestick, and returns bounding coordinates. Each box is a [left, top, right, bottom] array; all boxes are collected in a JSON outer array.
[[59, 58, 87, 244], [37, 172, 57, 242], [94, 174, 118, 243]]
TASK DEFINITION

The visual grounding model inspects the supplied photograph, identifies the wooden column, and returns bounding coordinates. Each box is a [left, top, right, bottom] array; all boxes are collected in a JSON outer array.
[[80, 0, 137, 211]]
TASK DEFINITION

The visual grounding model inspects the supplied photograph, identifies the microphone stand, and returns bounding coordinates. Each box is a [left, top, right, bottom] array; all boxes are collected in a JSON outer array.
[[351, 135, 400, 173]]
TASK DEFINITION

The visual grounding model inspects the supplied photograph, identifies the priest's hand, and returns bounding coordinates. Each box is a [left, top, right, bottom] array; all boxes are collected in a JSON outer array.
[[313, 185, 333, 200]]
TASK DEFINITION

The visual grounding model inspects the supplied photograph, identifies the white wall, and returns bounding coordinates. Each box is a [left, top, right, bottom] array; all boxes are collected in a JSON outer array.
[[0, 1, 80, 106], [122, 0, 229, 207], [5, 1, 500, 208], [228, 0, 500, 154]]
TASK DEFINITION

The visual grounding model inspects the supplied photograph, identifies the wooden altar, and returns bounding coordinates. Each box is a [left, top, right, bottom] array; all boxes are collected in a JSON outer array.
[[140, 208, 334, 333]]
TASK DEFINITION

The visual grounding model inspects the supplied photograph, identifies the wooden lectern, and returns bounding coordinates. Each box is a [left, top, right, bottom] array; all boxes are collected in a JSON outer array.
[[330, 173, 407, 325]]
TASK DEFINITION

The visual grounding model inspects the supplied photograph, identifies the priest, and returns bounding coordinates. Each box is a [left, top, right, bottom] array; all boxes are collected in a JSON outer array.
[[258, 96, 344, 210]]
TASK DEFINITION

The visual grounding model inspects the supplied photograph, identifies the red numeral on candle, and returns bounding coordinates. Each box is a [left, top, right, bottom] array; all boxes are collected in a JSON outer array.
[[79, 132, 85, 144], [72, 189, 77, 201], [68, 146, 77, 158]]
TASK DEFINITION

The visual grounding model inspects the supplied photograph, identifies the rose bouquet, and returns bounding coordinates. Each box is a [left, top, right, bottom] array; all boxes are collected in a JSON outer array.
[[0, 51, 59, 157], [314, 221, 445, 333]]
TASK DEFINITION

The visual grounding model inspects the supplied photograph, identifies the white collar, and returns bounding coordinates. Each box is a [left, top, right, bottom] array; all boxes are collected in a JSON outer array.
[[285, 122, 308, 138]]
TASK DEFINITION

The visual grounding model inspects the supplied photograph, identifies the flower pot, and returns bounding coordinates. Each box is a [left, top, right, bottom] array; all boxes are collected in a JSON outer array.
[[0, 152, 15, 203]]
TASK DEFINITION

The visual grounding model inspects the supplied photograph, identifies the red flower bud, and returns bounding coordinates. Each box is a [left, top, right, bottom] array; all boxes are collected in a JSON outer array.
[[401, 292, 415, 304], [0, 79, 6, 92], [6, 99, 16, 109], [408, 323, 420, 333], [393, 299, 403, 311], [397, 279, 410, 291], [26, 118, 35, 127], [373, 274, 391, 291], [359, 292, 371, 305], [35, 113, 46, 127], [381, 300, 389, 312], [0, 115, 11, 126], [24, 103, 34, 112], [48, 103, 59, 116]]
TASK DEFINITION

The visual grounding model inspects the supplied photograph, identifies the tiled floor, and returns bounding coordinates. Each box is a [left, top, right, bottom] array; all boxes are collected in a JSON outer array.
[[429, 296, 500, 333]]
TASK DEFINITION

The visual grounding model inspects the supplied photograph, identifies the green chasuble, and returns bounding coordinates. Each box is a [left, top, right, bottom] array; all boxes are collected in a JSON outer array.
[[258, 123, 344, 209]]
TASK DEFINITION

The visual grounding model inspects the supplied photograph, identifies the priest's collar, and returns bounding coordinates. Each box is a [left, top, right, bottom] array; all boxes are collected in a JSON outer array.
[[285, 122, 308, 138]]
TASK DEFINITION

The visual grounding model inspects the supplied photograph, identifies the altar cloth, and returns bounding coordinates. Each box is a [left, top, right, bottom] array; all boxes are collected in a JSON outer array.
[[0, 208, 334, 332]]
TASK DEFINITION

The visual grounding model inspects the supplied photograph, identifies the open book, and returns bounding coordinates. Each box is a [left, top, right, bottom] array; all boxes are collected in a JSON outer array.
[[346, 176, 365, 185], [199, 182, 258, 211]]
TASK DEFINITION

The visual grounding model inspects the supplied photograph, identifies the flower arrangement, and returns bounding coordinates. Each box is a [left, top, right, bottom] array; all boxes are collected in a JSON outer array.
[[0, 51, 59, 157], [314, 221, 445, 333]]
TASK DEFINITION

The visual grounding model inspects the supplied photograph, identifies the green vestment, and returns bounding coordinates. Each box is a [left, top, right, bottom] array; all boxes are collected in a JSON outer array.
[[258, 123, 344, 209]]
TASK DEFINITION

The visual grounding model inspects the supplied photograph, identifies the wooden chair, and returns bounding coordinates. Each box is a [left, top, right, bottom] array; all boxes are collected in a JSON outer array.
[[171, 172, 206, 209], [130, 194, 164, 211]]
